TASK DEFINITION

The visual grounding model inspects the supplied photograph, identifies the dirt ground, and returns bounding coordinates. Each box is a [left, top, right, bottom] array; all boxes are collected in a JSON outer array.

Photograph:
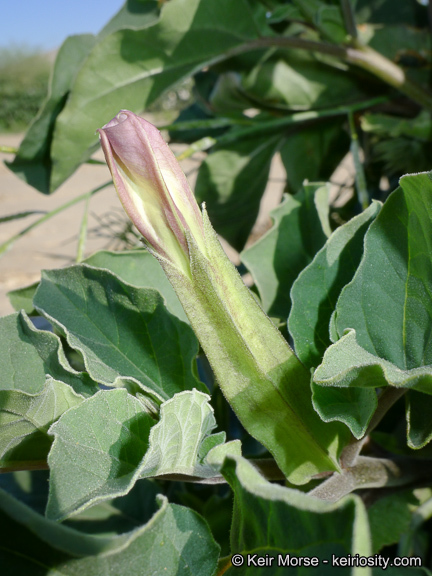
[[0, 131, 286, 317]]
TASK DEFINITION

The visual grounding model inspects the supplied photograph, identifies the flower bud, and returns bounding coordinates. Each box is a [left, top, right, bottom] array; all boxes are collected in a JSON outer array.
[[98, 110, 206, 276], [99, 110, 347, 485]]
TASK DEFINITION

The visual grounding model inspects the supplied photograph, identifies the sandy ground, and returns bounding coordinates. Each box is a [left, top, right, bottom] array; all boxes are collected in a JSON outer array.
[[0, 132, 285, 317]]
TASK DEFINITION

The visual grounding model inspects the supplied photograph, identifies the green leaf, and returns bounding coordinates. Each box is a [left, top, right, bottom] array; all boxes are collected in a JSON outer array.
[[47, 388, 154, 520], [241, 184, 329, 320], [46, 0, 264, 192], [0, 377, 83, 469], [368, 491, 416, 554], [5, 34, 97, 193], [218, 454, 372, 575], [337, 172, 432, 368], [0, 311, 95, 396], [84, 249, 187, 322], [47, 388, 234, 520], [313, 173, 432, 439], [293, 0, 347, 43], [0, 211, 45, 224], [289, 201, 381, 369], [139, 389, 239, 479], [195, 133, 282, 250], [33, 265, 204, 400], [5, 1, 161, 195], [312, 383, 377, 440], [315, 329, 432, 393], [98, 0, 160, 39], [280, 118, 349, 193], [240, 50, 369, 111], [267, 4, 305, 24], [7, 281, 39, 315], [406, 391, 432, 449], [0, 486, 219, 575]]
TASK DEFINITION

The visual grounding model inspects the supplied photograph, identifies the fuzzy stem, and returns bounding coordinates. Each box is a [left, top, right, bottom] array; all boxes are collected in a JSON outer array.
[[309, 456, 432, 502]]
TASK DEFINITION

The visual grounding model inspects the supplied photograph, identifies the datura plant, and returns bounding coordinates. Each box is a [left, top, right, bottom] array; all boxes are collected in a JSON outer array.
[[4, 0, 432, 572], [2, 107, 432, 575]]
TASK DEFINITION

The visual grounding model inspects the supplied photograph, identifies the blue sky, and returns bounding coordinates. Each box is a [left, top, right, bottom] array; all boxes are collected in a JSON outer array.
[[1, 1, 125, 51]]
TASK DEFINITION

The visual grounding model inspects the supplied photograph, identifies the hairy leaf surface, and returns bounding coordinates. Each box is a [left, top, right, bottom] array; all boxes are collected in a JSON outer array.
[[47, 389, 234, 520], [313, 173, 432, 440], [84, 249, 187, 322], [34, 265, 203, 399], [0, 377, 83, 469], [0, 486, 219, 575], [216, 455, 371, 575], [0, 311, 95, 396], [47, 389, 154, 520]]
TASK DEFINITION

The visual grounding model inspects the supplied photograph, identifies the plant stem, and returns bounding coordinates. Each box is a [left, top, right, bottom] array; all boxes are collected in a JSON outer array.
[[231, 36, 432, 112], [348, 111, 369, 209], [0, 461, 49, 474], [76, 192, 92, 262], [340, 0, 357, 39], [346, 41, 432, 111], [309, 455, 432, 502]]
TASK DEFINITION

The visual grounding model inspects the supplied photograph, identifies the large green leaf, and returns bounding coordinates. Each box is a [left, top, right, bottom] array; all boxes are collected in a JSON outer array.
[[0, 311, 95, 396], [0, 377, 83, 470], [215, 454, 372, 575], [0, 486, 219, 575], [84, 249, 187, 322], [195, 133, 283, 250], [33, 265, 204, 400], [335, 172, 432, 370], [5, 34, 97, 193], [313, 173, 432, 441], [289, 201, 381, 369], [46, 0, 267, 192], [241, 184, 329, 320], [46, 389, 154, 520], [47, 389, 235, 520]]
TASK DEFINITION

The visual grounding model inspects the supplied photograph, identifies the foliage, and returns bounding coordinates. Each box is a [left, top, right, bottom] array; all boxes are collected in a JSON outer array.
[[2, 0, 432, 574]]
